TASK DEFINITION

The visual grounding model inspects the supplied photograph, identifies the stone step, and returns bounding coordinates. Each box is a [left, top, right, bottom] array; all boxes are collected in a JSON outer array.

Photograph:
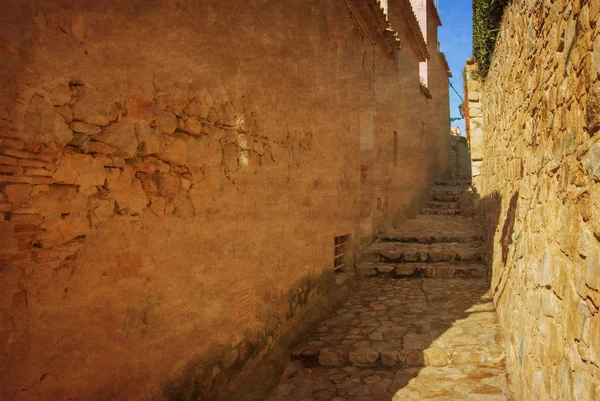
[[433, 193, 460, 202], [266, 363, 510, 401], [430, 185, 469, 196], [382, 232, 482, 244], [291, 342, 505, 369], [435, 179, 472, 186], [357, 262, 488, 279], [428, 200, 459, 210], [421, 207, 460, 215], [362, 242, 483, 263], [383, 215, 483, 243]]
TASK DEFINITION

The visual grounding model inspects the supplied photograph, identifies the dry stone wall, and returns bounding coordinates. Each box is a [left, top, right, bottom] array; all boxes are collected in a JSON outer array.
[[0, 1, 444, 400], [479, 1, 600, 399], [464, 59, 484, 192]]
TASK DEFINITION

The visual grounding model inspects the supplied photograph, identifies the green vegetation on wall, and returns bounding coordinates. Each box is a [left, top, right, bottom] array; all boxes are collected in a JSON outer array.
[[472, 0, 509, 79]]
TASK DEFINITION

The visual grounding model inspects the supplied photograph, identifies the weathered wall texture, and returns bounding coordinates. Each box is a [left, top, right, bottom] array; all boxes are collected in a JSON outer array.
[[0, 1, 448, 400], [479, 1, 600, 399], [424, 1, 452, 180], [464, 58, 484, 191], [409, 0, 452, 179], [449, 134, 471, 180]]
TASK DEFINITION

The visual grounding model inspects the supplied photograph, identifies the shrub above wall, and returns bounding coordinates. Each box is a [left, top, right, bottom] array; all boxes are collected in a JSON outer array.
[[472, 0, 509, 79]]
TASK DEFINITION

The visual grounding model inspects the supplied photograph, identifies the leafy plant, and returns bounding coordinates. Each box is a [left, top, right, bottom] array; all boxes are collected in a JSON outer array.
[[472, 0, 509, 79]]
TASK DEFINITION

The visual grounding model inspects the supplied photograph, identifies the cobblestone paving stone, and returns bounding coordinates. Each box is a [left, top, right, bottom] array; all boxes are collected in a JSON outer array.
[[265, 279, 511, 401], [265, 183, 511, 401]]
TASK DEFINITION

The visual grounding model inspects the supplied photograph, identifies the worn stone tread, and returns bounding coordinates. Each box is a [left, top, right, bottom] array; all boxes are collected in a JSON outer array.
[[430, 185, 470, 195], [422, 207, 461, 215], [265, 365, 510, 401], [357, 262, 488, 279], [363, 241, 484, 263], [435, 179, 472, 186], [434, 193, 461, 202], [385, 215, 482, 241], [428, 200, 460, 209]]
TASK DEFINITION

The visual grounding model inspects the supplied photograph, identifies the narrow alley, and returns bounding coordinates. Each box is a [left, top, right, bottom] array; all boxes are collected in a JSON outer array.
[[1, 0, 599, 400], [265, 181, 511, 401]]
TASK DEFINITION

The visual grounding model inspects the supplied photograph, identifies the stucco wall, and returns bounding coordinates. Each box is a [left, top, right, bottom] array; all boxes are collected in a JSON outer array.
[[479, 1, 600, 399], [0, 1, 445, 400]]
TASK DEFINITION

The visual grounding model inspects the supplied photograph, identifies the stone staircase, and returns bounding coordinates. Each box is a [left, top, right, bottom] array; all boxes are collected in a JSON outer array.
[[264, 181, 511, 401], [357, 180, 487, 280]]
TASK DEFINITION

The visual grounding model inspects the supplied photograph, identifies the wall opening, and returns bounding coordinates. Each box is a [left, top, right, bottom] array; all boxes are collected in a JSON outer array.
[[334, 234, 352, 273]]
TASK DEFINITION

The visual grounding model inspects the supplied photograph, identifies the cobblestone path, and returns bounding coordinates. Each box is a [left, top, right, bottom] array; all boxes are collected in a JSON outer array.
[[265, 181, 512, 401]]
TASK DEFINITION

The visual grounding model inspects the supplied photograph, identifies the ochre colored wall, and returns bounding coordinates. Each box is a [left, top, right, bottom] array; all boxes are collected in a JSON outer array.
[[0, 1, 446, 400], [479, 1, 600, 399]]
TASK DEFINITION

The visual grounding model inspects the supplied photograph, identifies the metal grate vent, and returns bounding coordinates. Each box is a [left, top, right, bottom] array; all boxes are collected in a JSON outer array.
[[334, 234, 352, 273]]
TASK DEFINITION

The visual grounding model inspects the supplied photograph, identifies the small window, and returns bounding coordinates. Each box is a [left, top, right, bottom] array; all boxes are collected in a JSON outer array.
[[334, 234, 352, 273]]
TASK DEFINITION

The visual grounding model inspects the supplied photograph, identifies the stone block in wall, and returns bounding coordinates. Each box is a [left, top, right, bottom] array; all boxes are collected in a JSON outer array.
[[468, 92, 480, 102], [591, 185, 600, 238], [53, 153, 107, 186], [155, 112, 178, 135], [43, 81, 72, 106], [158, 136, 188, 166], [594, 34, 600, 80], [469, 107, 482, 118], [0, 221, 18, 256], [586, 245, 600, 291], [5, 184, 31, 206], [181, 117, 203, 136], [72, 86, 118, 126], [183, 90, 215, 119], [187, 137, 210, 168], [71, 121, 102, 136], [472, 161, 482, 177], [469, 101, 482, 110], [471, 151, 483, 162], [467, 79, 481, 92], [586, 84, 600, 137], [105, 167, 148, 214], [92, 121, 138, 159], [135, 123, 163, 156], [585, 142, 600, 181], [89, 141, 117, 155], [470, 136, 484, 149], [23, 94, 73, 146]]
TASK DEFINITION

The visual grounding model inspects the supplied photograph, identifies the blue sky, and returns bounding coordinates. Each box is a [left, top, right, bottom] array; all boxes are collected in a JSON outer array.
[[437, 0, 472, 136]]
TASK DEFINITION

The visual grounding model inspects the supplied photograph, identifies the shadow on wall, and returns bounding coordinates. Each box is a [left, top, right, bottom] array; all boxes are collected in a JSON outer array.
[[476, 190, 518, 291], [160, 271, 355, 401]]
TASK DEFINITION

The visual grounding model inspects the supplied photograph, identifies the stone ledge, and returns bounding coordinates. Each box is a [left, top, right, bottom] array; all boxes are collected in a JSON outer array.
[[345, 0, 401, 58]]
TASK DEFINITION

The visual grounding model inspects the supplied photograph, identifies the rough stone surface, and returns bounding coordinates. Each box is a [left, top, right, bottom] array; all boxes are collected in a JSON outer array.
[[477, 1, 600, 400], [23, 94, 73, 146], [270, 278, 510, 401], [72, 86, 118, 126], [92, 121, 138, 159]]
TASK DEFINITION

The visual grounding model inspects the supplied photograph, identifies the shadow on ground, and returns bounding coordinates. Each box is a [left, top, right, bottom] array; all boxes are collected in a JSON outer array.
[[260, 277, 510, 401]]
